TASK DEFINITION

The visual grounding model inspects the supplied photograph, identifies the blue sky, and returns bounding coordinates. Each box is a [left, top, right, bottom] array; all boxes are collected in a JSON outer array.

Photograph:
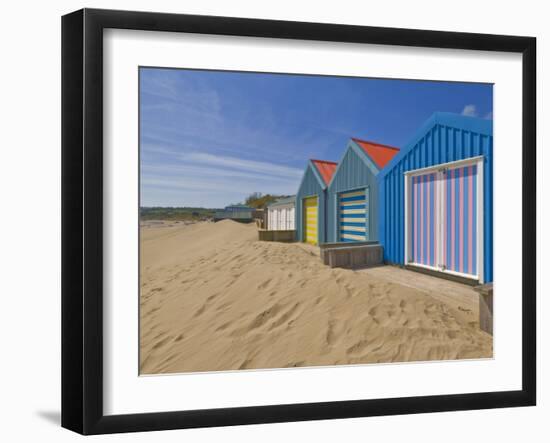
[[140, 68, 492, 208]]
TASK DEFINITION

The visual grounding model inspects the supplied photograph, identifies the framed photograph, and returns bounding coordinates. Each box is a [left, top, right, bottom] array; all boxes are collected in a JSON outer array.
[[61, 8, 536, 435]]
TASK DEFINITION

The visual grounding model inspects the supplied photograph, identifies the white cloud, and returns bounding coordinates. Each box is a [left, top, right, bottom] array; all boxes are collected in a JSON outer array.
[[141, 162, 298, 183], [461, 104, 478, 117], [484, 111, 493, 120], [186, 152, 302, 179], [141, 171, 300, 207], [139, 150, 303, 207]]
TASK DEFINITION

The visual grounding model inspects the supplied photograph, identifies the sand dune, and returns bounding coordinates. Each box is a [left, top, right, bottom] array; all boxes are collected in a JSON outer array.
[[140, 220, 492, 374]]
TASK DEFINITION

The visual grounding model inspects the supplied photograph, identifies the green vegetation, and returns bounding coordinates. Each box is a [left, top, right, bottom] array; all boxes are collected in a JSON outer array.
[[243, 192, 291, 209], [140, 207, 219, 221]]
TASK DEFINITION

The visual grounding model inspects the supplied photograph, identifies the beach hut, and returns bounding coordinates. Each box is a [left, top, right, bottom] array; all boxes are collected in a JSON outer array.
[[214, 204, 254, 222], [295, 159, 337, 245], [326, 138, 399, 243], [267, 196, 296, 231], [378, 112, 493, 284]]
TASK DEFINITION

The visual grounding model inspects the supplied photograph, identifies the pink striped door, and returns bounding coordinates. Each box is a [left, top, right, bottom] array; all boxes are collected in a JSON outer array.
[[410, 163, 479, 279], [442, 164, 478, 277], [411, 172, 438, 268]]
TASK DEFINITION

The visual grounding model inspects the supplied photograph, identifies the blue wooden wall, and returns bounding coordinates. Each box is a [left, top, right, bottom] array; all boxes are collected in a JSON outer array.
[[295, 162, 327, 243], [378, 113, 493, 283], [327, 143, 380, 242]]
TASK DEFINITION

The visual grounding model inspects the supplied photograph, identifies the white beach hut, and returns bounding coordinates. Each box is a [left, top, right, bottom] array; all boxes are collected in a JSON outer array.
[[267, 196, 296, 231]]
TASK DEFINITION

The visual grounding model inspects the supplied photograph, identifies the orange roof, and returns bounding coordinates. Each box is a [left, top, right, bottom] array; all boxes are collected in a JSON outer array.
[[311, 159, 337, 185], [352, 138, 400, 169]]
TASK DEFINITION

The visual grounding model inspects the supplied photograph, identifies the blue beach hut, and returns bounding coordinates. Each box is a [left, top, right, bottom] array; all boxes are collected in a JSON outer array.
[[326, 138, 399, 243], [295, 159, 337, 245], [378, 112, 493, 283]]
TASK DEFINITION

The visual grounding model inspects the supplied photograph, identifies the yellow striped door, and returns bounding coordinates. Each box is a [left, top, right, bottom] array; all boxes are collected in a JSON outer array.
[[303, 196, 318, 245]]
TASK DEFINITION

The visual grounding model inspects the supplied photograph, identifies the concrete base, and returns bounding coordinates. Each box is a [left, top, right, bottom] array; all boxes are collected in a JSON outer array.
[[258, 229, 295, 242], [403, 263, 479, 287], [475, 283, 493, 335], [320, 242, 383, 269]]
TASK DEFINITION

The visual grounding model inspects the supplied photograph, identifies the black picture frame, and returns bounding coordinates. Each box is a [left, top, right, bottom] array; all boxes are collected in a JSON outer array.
[[61, 8, 536, 435]]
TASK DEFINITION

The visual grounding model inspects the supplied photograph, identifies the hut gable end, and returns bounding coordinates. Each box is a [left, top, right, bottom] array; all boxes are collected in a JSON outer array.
[[296, 160, 334, 244], [326, 143, 385, 243]]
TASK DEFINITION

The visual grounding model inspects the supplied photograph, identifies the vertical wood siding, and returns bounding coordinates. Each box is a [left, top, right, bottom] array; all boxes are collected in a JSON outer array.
[[327, 147, 379, 242], [296, 165, 326, 243]]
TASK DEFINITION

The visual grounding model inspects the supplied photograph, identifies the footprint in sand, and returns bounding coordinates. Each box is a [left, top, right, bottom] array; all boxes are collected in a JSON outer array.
[[148, 306, 161, 315], [152, 336, 172, 350], [238, 358, 254, 370], [446, 330, 458, 339], [194, 303, 208, 317], [207, 293, 220, 302], [269, 303, 300, 331], [231, 303, 283, 336], [215, 321, 232, 332], [325, 320, 342, 346], [248, 303, 283, 330], [286, 361, 306, 368], [257, 278, 272, 290], [216, 301, 232, 312], [346, 339, 370, 355]]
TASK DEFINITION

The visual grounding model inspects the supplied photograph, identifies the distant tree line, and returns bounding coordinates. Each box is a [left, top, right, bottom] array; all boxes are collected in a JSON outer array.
[[140, 207, 219, 221]]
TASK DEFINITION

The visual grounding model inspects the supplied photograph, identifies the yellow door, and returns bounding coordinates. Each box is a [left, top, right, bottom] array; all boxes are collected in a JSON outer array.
[[303, 196, 318, 245]]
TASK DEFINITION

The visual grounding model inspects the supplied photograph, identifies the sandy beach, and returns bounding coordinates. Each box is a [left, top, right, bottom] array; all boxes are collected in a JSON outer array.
[[140, 220, 492, 374]]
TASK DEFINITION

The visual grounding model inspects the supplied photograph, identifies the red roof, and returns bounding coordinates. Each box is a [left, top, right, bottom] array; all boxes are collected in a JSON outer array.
[[311, 159, 337, 185], [352, 138, 400, 169]]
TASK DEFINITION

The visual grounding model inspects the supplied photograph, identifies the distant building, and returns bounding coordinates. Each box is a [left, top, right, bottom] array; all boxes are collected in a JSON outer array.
[[266, 196, 296, 231], [214, 204, 254, 222]]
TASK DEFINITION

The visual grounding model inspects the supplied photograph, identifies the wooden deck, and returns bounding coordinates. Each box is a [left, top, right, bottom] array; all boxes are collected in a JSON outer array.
[[319, 241, 382, 269]]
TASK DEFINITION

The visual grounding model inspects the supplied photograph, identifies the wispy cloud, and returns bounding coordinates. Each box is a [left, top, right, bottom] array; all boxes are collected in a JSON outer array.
[[484, 111, 493, 120], [461, 104, 478, 117], [141, 143, 303, 179], [185, 153, 302, 179], [141, 161, 301, 184], [141, 169, 300, 207], [140, 146, 303, 207], [141, 69, 222, 119]]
